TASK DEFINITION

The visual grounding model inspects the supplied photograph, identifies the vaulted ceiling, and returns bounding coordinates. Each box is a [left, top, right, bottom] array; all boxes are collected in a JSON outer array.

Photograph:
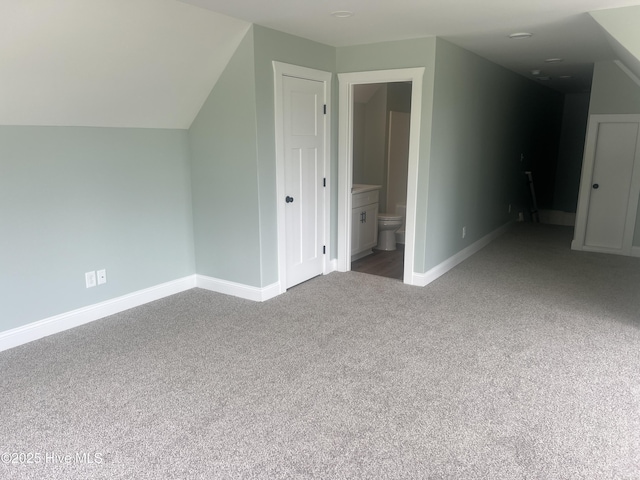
[[2, 0, 639, 129], [184, 0, 640, 95], [0, 0, 250, 129]]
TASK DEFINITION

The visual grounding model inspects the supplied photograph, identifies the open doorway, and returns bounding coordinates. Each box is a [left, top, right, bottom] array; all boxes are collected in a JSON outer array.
[[337, 68, 425, 285], [350, 82, 411, 280]]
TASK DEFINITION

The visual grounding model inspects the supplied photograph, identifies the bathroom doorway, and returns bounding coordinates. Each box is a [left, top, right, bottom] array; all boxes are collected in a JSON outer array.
[[337, 68, 425, 285], [350, 82, 412, 280]]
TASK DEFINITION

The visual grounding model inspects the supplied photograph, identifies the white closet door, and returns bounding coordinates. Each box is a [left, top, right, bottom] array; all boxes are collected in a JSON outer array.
[[585, 122, 639, 251], [574, 115, 640, 256], [283, 75, 325, 288]]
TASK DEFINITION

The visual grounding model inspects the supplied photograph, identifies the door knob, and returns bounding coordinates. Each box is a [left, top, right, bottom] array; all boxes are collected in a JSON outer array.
[[592, 183, 599, 189], [285, 196, 294, 203]]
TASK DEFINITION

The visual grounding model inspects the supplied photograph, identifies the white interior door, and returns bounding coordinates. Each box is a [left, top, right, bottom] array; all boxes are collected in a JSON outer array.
[[574, 115, 640, 256], [283, 75, 325, 288], [585, 122, 639, 251]]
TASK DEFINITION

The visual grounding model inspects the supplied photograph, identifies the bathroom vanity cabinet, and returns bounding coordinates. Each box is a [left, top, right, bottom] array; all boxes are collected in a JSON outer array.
[[351, 185, 380, 260]]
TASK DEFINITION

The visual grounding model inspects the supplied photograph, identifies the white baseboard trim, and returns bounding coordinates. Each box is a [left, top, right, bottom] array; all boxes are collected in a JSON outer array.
[[196, 275, 281, 302], [412, 223, 511, 287], [538, 209, 576, 227], [579, 245, 636, 257], [326, 258, 338, 274], [0, 275, 197, 353]]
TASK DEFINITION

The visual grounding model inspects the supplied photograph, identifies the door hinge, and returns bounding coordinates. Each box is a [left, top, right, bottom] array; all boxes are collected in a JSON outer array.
[[323, 178, 326, 187], [323, 245, 326, 254], [323, 104, 327, 115]]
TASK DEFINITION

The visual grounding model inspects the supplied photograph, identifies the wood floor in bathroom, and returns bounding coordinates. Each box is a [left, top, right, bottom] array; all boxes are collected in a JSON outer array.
[[351, 244, 404, 280]]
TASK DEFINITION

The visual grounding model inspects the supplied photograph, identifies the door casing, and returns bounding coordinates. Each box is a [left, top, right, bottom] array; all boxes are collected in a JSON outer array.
[[337, 68, 425, 284]]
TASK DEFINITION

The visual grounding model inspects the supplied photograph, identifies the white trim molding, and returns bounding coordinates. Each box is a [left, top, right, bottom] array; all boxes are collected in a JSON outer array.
[[327, 258, 338, 274], [0, 275, 196, 353], [196, 275, 280, 302], [337, 68, 425, 286], [413, 223, 511, 287]]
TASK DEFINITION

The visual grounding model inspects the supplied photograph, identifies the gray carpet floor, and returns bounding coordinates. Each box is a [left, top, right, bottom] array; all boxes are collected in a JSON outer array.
[[2, 224, 640, 479]]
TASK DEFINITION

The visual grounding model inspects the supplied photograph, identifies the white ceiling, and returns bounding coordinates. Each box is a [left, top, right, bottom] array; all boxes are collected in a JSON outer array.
[[182, 0, 640, 94], [0, 0, 250, 128]]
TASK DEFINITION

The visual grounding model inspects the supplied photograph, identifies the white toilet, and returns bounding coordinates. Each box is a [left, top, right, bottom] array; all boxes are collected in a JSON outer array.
[[377, 213, 404, 251]]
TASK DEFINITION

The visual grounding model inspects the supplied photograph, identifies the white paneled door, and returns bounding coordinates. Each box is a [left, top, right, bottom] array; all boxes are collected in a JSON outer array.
[[283, 75, 326, 288], [574, 115, 640, 256], [585, 122, 639, 250]]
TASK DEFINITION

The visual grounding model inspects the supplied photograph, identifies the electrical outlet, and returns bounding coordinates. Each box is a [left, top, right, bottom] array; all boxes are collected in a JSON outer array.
[[462, 226, 466, 239], [97, 269, 107, 285], [85, 271, 96, 288]]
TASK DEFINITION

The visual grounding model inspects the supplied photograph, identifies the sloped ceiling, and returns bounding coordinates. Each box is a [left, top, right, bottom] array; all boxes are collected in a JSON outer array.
[[182, 0, 640, 94], [0, 0, 250, 129], [591, 6, 640, 83]]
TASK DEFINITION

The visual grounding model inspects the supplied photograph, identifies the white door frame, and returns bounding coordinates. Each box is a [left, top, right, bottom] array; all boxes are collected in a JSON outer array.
[[337, 68, 425, 284], [573, 114, 640, 256], [273, 62, 332, 293]]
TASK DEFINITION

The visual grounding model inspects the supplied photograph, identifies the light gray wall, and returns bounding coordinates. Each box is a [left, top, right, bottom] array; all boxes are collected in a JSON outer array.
[[387, 82, 412, 114], [589, 61, 640, 114], [384, 83, 413, 215], [352, 102, 366, 184], [2, 27, 595, 335], [190, 26, 336, 287], [0, 126, 195, 331], [587, 61, 640, 247], [189, 28, 262, 286], [425, 38, 564, 271], [337, 37, 438, 271], [363, 86, 388, 211], [353, 82, 411, 215], [252, 25, 337, 282], [339, 37, 564, 273], [191, 31, 568, 287], [553, 93, 591, 213]]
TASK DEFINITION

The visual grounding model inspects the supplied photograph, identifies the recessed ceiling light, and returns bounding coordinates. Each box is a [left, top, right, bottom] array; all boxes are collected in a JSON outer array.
[[545, 58, 564, 63], [331, 10, 353, 18], [531, 69, 541, 76], [509, 32, 533, 39]]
